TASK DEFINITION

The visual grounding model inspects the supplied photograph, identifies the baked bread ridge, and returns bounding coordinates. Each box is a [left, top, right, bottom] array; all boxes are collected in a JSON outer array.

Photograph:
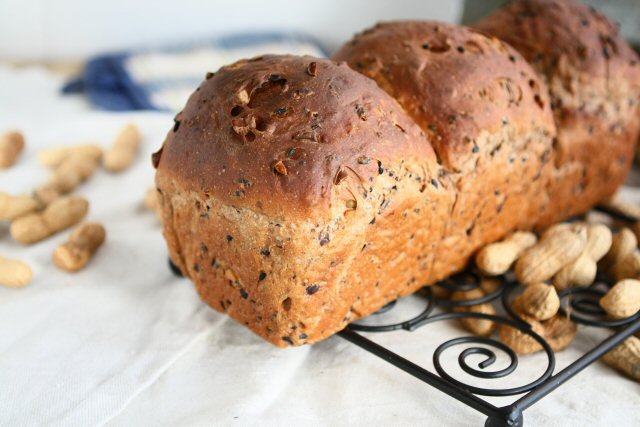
[[333, 21, 558, 282], [155, 55, 436, 220], [155, 55, 453, 346], [473, 0, 640, 226]]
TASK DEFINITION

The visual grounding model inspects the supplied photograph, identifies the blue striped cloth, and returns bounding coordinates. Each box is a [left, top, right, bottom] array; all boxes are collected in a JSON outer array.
[[63, 32, 327, 113]]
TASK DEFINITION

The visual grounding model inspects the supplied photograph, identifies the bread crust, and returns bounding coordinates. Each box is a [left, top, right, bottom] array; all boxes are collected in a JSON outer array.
[[474, 0, 640, 224], [155, 56, 434, 220], [155, 56, 452, 346], [334, 21, 558, 277], [155, 6, 640, 346]]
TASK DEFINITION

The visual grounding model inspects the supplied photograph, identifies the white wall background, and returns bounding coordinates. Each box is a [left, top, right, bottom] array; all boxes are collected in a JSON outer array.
[[0, 0, 463, 61]]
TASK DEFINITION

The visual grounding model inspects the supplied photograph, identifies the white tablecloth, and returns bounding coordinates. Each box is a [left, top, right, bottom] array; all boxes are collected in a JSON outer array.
[[0, 66, 638, 427]]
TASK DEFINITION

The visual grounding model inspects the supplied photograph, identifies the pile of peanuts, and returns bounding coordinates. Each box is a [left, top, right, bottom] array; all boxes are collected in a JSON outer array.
[[447, 208, 640, 383], [0, 124, 147, 288]]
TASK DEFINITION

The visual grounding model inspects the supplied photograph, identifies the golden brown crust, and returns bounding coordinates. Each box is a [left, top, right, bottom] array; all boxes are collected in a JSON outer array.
[[155, 4, 640, 347], [333, 21, 558, 271], [154, 55, 434, 221], [155, 55, 451, 346], [334, 21, 555, 173], [473, 0, 640, 82], [474, 0, 640, 225]]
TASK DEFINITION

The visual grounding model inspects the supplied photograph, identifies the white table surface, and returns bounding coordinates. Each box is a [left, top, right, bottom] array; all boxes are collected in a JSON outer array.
[[0, 65, 638, 427]]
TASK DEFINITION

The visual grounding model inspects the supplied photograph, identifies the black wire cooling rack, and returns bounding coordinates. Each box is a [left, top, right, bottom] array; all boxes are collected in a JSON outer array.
[[339, 274, 639, 426], [168, 205, 640, 427]]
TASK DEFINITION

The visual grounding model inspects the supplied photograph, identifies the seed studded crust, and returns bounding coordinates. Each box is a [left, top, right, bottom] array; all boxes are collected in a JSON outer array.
[[155, 56, 452, 346], [474, 0, 640, 226], [334, 21, 557, 279], [155, 10, 640, 346], [155, 56, 437, 221], [334, 21, 556, 173]]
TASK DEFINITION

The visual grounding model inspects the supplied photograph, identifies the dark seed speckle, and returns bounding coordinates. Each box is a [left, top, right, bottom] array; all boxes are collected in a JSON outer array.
[[269, 74, 287, 83]]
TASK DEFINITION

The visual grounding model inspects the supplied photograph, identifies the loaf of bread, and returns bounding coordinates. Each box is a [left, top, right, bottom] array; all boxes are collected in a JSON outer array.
[[153, 0, 640, 347], [473, 0, 640, 225], [333, 21, 558, 277]]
